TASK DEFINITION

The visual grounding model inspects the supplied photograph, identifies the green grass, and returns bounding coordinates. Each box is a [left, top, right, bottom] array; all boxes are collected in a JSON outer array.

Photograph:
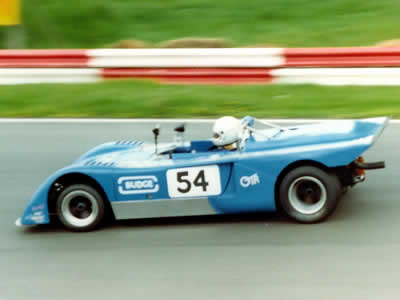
[[0, 0, 397, 48], [0, 80, 398, 118]]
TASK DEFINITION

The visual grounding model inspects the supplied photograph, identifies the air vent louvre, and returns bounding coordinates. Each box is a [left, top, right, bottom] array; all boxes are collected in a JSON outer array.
[[115, 140, 143, 146]]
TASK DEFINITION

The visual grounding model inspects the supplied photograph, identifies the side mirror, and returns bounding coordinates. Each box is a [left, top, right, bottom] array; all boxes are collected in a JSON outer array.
[[152, 125, 160, 137], [174, 123, 185, 133], [174, 123, 185, 146]]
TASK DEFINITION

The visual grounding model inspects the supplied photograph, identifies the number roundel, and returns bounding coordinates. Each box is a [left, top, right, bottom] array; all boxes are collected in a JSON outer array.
[[167, 165, 221, 198]]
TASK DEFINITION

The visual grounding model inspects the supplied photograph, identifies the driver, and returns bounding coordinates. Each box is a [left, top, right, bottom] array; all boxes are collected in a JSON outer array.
[[212, 116, 241, 150]]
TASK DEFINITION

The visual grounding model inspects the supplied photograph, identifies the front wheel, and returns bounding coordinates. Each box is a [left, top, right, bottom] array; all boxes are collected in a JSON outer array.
[[279, 166, 340, 223], [56, 184, 105, 232]]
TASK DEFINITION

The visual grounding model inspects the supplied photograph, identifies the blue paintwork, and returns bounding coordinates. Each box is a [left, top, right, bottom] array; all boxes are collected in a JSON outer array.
[[18, 117, 388, 226]]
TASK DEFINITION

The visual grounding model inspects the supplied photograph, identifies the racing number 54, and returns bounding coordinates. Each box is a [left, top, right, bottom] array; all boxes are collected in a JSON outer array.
[[177, 170, 209, 193], [166, 165, 222, 198]]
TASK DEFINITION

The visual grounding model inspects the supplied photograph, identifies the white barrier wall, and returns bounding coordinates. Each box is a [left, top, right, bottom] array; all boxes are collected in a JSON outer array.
[[0, 69, 101, 84], [271, 68, 400, 86], [87, 48, 285, 68]]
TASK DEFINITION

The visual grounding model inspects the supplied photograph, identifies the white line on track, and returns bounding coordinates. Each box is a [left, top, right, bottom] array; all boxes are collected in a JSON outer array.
[[0, 118, 399, 124]]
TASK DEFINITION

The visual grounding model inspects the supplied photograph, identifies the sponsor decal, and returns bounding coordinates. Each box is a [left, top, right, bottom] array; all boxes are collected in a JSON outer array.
[[31, 211, 45, 223], [118, 176, 159, 195], [32, 204, 44, 211], [240, 173, 260, 188]]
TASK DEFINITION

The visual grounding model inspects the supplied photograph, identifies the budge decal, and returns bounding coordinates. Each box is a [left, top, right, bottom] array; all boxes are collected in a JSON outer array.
[[118, 176, 159, 195]]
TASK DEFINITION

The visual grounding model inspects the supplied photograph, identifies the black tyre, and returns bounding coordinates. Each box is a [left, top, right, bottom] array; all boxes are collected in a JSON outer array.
[[56, 184, 105, 232], [279, 166, 340, 223]]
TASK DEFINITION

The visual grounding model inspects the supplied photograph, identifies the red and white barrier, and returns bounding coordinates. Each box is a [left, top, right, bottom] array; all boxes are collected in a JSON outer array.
[[2, 47, 400, 68], [102, 67, 400, 85], [284, 47, 400, 67], [0, 50, 89, 68], [2, 47, 400, 85], [3, 67, 400, 85], [0, 48, 284, 68]]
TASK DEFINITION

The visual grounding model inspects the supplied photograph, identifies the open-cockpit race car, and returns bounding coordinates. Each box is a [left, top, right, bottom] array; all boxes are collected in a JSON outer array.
[[16, 116, 388, 231]]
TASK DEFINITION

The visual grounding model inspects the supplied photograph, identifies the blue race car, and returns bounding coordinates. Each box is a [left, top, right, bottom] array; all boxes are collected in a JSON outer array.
[[16, 116, 388, 231]]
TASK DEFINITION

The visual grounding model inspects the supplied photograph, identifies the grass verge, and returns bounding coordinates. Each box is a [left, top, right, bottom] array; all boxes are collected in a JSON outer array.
[[0, 80, 398, 119], [15, 0, 400, 48]]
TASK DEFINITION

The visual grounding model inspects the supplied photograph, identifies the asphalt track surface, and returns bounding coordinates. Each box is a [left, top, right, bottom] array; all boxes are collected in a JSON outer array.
[[0, 120, 399, 300]]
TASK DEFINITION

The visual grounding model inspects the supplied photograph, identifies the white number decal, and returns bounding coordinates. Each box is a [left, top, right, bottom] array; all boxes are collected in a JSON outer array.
[[167, 165, 221, 198]]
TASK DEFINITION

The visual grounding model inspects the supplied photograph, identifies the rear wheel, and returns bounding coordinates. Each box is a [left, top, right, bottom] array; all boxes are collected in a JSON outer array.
[[56, 184, 105, 232], [279, 166, 340, 223]]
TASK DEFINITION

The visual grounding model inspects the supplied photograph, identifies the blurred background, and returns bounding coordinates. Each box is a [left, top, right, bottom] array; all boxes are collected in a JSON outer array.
[[1, 0, 400, 118]]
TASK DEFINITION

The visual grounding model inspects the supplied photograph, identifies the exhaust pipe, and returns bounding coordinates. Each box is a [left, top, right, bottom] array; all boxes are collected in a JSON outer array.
[[353, 160, 385, 170]]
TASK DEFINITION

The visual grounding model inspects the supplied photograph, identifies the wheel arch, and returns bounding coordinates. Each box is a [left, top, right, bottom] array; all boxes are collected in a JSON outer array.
[[48, 172, 111, 216], [274, 160, 330, 210]]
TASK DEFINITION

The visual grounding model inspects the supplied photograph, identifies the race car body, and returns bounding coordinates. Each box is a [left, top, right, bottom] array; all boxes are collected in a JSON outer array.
[[17, 116, 388, 231]]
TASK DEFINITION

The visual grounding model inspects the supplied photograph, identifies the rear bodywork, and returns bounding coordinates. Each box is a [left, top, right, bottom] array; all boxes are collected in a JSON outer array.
[[17, 117, 388, 226]]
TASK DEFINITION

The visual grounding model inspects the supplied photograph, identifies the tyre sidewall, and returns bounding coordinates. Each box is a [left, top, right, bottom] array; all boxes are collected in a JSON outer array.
[[56, 184, 105, 232], [279, 166, 340, 223]]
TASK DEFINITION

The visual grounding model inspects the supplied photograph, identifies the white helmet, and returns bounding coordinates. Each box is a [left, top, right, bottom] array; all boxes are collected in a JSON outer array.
[[212, 116, 241, 146]]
